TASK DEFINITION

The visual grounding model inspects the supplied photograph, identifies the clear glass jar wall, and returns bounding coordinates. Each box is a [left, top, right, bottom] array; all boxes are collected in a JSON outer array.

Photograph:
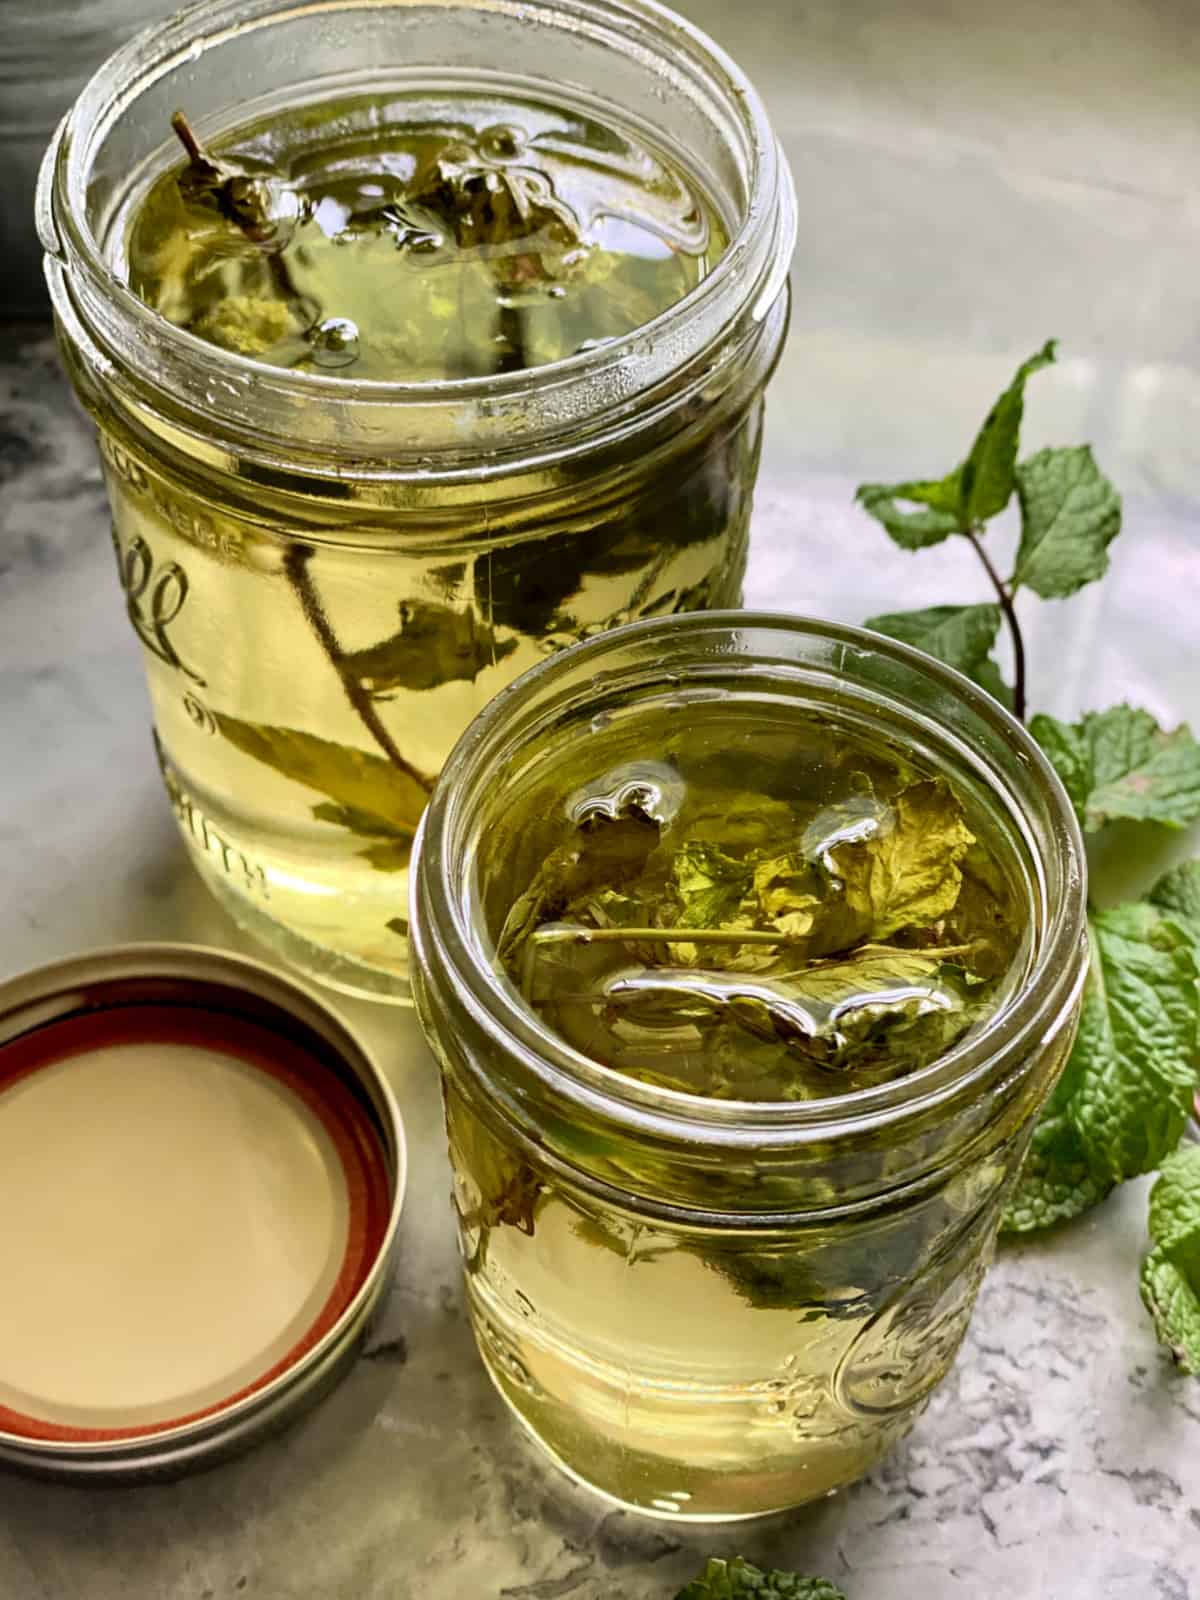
[[38, 0, 795, 1001], [412, 614, 1089, 1519]]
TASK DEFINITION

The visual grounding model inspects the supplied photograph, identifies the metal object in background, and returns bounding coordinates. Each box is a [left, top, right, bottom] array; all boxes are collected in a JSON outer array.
[[0, 943, 406, 1481]]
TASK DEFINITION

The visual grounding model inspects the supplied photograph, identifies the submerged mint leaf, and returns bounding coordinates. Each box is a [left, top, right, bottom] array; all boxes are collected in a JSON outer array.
[[1031, 705, 1200, 831], [959, 339, 1058, 524], [673, 842, 753, 929], [1012, 445, 1122, 598], [864, 603, 1011, 706], [341, 600, 518, 695], [215, 716, 430, 839], [675, 1557, 847, 1600], [497, 810, 661, 970], [826, 777, 975, 942], [854, 478, 962, 550]]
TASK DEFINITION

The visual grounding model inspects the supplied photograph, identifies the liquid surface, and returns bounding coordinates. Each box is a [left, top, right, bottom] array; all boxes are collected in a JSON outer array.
[[125, 92, 726, 381], [489, 708, 1026, 1101]]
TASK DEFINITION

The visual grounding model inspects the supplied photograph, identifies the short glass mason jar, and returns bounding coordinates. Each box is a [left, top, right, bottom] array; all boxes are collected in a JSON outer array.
[[37, 0, 795, 1002], [411, 613, 1089, 1520]]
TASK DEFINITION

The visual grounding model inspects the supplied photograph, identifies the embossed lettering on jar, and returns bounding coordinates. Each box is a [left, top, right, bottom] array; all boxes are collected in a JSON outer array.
[[38, 0, 795, 1001], [411, 615, 1089, 1519]]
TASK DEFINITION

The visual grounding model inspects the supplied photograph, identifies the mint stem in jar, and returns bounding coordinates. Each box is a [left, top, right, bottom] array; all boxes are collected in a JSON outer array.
[[282, 545, 433, 792]]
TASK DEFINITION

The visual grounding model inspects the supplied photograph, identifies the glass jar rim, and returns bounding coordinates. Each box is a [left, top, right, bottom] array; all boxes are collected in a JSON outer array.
[[414, 611, 1089, 1153], [38, 0, 796, 467]]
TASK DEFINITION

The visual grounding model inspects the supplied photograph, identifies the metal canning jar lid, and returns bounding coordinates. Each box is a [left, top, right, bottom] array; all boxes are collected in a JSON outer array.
[[0, 943, 405, 1482]]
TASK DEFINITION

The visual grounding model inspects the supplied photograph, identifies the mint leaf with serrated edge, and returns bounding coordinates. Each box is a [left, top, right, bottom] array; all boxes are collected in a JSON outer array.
[[1147, 1144, 1200, 1255], [1140, 1250, 1200, 1374], [1002, 1113, 1112, 1234], [1031, 705, 1200, 831], [856, 340, 1057, 557], [864, 602, 1012, 707], [1004, 902, 1200, 1233], [1142, 1145, 1200, 1373], [1067, 904, 1198, 1183], [675, 1558, 848, 1600], [1149, 861, 1200, 953], [960, 339, 1058, 523], [854, 479, 962, 550], [1012, 445, 1122, 598]]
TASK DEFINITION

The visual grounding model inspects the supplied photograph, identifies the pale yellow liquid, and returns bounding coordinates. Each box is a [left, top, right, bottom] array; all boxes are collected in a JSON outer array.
[[103, 91, 753, 999]]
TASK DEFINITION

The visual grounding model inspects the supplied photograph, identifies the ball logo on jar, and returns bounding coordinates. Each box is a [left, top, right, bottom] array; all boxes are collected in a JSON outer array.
[[833, 1197, 1003, 1418], [114, 534, 205, 685]]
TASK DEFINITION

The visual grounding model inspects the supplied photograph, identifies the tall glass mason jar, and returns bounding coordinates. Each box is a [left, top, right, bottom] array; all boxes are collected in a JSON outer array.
[[36, 0, 795, 1001], [411, 613, 1089, 1519]]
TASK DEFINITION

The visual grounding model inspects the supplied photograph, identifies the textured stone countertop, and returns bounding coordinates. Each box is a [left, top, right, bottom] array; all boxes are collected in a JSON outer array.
[[3, 1, 1200, 1595]]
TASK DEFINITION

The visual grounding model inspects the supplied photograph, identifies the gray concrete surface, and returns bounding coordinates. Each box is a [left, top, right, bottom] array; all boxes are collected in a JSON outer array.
[[2, 2, 1199, 1595]]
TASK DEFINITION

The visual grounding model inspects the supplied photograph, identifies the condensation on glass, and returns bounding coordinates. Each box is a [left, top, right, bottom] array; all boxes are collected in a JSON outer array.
[[37, 0, 796, 1001], [412, 615, 1089, 1520]]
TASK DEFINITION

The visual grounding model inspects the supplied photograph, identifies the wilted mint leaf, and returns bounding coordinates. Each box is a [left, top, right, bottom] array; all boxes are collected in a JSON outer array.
[[1148, 861, 1200, 953], [827, 777, 975, 941], [959, 339, 1058, 524], [1012, 445, 1122, 598], [854, 478, 962, 550], [864, 603, 1011, 706], [675, 1558, 847, 1600], [1030, 705, 1200, 831], [673, 842, 753, 928], [1002, 1113, 1113, 1234]]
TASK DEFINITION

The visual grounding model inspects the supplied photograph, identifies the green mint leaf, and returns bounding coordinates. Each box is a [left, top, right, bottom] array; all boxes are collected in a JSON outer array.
[[1148, 861, 1200, 953], [1006, 902, 1199, 1232], [675, 1557, 847, 1600], [959, 339, 1058, 524], [1140, 1247, 1200, 1374], [1065, 904, 1200, 1184], [854, 478, 962, 550], [1147, 1144, 1200, 1256], [864, 603, 1011, 707], [1012, 445, 1122, 598], [1030, 705, 1200, 832], [1002, 1113, 1113, 1234], [854, 340, 1056, 548]]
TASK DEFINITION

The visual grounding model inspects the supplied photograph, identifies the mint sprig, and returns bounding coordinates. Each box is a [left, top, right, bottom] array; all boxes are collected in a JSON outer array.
[[858, 340, 1122, 721], [675, 1559, 847, 1600], [854, 340, 1200, 1371]]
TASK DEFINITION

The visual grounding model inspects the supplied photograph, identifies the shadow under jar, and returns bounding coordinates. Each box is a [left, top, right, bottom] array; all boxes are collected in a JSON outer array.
[[37, 0, 795, 1002], [411, 613, 1089, 1520]]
